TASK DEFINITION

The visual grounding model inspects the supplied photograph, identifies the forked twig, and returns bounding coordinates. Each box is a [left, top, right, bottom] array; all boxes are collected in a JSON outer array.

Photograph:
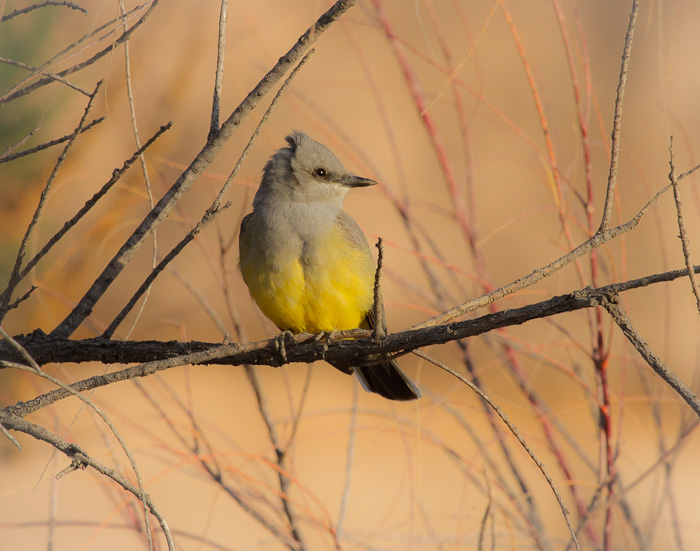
[[415, 158, 700, 329], [0, 412, 173, 549], [0, 56, 90, 95], [0, 122, 171, 324]]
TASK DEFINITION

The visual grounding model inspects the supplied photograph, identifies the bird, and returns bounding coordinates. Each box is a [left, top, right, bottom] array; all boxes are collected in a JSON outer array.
[[238, 131, 420, 401]]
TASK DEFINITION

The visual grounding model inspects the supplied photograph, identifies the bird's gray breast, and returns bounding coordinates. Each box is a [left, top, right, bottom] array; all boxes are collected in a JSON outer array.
[[255, 200, 340, 269]]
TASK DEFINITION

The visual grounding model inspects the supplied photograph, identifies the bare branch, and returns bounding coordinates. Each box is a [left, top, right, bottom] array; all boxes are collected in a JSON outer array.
[[416, 157, 690, 329], [0, 118, 103, 164], [49, 1, 354, 340], [0, 1, 87, 22], [602, 296, 700, 417], [0, 412, 174, 549], [599, 0, 639, 231], [209, 0, 228, 139], [0, 81, 102, 322], [0, 122, 171, 323], [103, 50, 314, 338], [0, 57, 90, 95], [668, 136, 700, 315], [6, 264, 700, 419], [0, 1, 157, 105], [244, 366, 307, 549], [0, 327, 160, 549]]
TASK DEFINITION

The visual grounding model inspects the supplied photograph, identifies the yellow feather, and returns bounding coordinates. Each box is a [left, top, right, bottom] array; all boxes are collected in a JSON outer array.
[[240, 221, 374, 334]]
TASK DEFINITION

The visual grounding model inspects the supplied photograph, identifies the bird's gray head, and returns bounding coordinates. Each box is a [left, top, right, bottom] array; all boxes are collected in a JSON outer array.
[[256, 131, 376, 207]]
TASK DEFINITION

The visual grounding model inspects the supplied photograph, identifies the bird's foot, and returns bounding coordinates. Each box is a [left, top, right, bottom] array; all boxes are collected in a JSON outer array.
[[274, 330, 295, 363]]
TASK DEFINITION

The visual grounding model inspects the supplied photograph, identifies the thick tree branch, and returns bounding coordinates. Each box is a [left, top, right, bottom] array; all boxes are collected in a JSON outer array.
[[50, 0, 357, 339]]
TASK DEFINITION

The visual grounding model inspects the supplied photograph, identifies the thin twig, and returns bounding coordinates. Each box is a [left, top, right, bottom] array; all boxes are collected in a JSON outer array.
[[3, 286, 38, 313], [165, 263, 229, 337], [668, 136, 700, 315], [0, 421, 22, 450], [209, 0, 228, 139], [0, 57, 90, 95], [1, 1, 87, 22], [22, 123, 170, 284], [244, 366, 307, 549], [0, 118, 103, 164], [416, 159, 700, 329], [1, 125, 40, 157], [100, 201, 231, 338], [136, 367, 303, 550], [336, 378, 358, 540], [477, 471, 494, 551], [599, 0, 639, 231], [119, 0, 159, 341], [372, 237, 386, 339], [412, 349, 580, 551]]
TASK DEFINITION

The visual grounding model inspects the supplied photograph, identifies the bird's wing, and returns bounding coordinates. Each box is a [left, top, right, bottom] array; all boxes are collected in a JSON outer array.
[[334, 210, 389, 334], [238, 212, 255, 284], [334, 210, 372, 253], [239, 212, 254, 240]]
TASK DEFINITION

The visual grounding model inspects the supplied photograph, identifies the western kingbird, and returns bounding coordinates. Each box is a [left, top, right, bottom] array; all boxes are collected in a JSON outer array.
[[239, 131, 420, 401]]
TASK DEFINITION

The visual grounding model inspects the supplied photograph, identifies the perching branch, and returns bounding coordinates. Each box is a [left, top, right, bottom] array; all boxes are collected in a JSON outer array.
[[5, 264, 700, 421]]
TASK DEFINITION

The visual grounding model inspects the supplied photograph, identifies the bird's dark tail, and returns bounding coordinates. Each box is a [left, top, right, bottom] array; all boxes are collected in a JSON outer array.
[[328, 308, 420, 400], [352, 358, 420, 401]]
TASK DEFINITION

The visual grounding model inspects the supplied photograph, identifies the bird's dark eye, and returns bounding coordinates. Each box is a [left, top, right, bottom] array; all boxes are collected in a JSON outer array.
[[313, 167, 328, 179]]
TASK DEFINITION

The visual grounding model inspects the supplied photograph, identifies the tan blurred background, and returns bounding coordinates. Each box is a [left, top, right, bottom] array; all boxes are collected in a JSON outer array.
[[2, 0, 700, 549]]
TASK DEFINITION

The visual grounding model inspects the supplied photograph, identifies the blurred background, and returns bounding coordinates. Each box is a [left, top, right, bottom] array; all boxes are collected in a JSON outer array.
[[2, 0, 700, 549]]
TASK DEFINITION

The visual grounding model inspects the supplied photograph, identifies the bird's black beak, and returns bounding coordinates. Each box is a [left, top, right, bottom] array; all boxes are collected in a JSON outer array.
[[340, 173, 377, 188]]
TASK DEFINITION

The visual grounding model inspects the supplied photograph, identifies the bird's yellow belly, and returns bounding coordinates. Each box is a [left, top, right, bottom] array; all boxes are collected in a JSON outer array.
[[241, 227, 374, 334]]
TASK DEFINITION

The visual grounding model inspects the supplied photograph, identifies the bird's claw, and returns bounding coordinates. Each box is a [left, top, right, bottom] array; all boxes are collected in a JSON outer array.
[[274, 330, 295, 363], [313, 331, 338, 360], [314, 330, 338, 344]]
